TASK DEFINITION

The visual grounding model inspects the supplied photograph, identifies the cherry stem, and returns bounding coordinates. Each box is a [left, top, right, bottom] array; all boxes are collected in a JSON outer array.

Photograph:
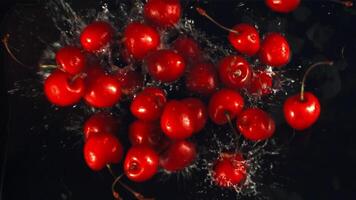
[[224, 112, 241, 150], [196, 7, 239, 34], [2, 33, 29, 68], [329, 0, 354, 7], [300, 61, 334, 101]]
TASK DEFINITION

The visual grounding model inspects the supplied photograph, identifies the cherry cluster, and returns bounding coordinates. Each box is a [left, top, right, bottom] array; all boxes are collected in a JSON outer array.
[[40, 0, 335, 198]]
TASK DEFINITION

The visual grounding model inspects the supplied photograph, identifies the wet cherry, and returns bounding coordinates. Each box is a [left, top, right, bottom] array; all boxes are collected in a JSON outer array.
[[248, 70, 273, 96], [83, 112, 119, 140], [80, 21, 114, 52], [123, 22, 160, 60], [219, 55, 252, 89], [237, 108, 276, 141], [228, 23, 260, 56], [144, 0, 181, 28], [172, 36, 203, 63], [213, 153, 247, 188], [160, 140, 197, 172], [55, 46, 86, 75], [182, 98, 207, 133], [124, 145, 159, 182], [208, 89, 244, 125], [130, 87, 167, 121], [265, 0, 301, 13], [259, 33, 291, 67], [44, 70, 85, 107], [185, 62, 219, 96], [115, 70, 144, 96], [84, 133, 123, 171], [145, 49, 186, 82]]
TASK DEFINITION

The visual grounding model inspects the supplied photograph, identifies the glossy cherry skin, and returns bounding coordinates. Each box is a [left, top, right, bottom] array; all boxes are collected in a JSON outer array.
[[55, 46, 86, 75], [213, 153, 247, 188], [283, 92, 321, 130], [130, 87, 167, 121], [115, 70, 144, 96], [181, 98, 207, 133], [44, 70, 85, 106], [265, 0, 300, 13], [219, 56, 252, 89], [83, 112, 119, 140], [129, 120, 168, 152], [124, 145, 159, 182], [248, 71, 273, 96], [84, 133, 123, 171], [146, 49, 186, 82], [259, 33, 291, 67], [80, 21, 114, 52], [228, 24, 260, 56], [161, 100, 195, 139], [172, 37, 202, 63], [208, 89, 244, 125], [160, 140, 197, 172], [185, 62, 219, 96], [144, 0, 181, 28], [237, 108, 275, 141], [124, 22, 160, 60], [84, 73, 122, 108]]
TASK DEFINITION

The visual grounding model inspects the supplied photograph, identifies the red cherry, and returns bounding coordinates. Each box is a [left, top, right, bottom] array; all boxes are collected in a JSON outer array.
[[84, 73, 122, 108], [248, 70, 273, 96], [84, 133, 123, 171], [129, 120, 168, 151], [55, 46, 86, 75], [218, 56, 252, 89], [83, 112, 119, 140], [124, 145, 159, 182], [228, 24, 260, 56], [80, 21, 114, 52], [185, 62, 219, 95], [44, 70, 85, 106], [144, 0, 181, 28], [237, 108, 275, 141], [172, 37, 202, 63], [124, 22, 160, 59], [130, 87, 167, 121], [259, 33, 291, 67], [284, 92, 320, 130], [115, 70, 144, 96], [146, 49, 186, 82], [208, 89, 244, 125], [160, 140, 197, 172], [265, 0, 300, 13], [161, 100, 195, 139], [181, 98, 207, 133], [213, 153, 247, 188]]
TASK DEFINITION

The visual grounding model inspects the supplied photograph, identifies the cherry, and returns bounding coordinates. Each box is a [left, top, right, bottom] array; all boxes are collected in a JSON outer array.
[[218, 55, 252, 89], [83, 112, 119, 140], [237, 108, 275, 141], [44, 70, 85, 107], [145, 49, 186, 82], [208, 89, 244, 125], [160, 140, 197, 172], [213, 153, 247, 188], [115, 70, 144, 96], [228, 24, 260, 56], [284, 61, 333, 130], [181, 98, 207, 133], [84, 73, 122, 108], [55, 46, 86, 75], [259, 33, 291, 67], [185, 62, 219, 95], [144, 0, 181, 28], [248, 70, 273, 96], [123, 22, 160, 60], [84, 132, 123, 171], [80, 21, 114, 52], [265, 0, 300, 13], [124, 145, 159, 182], [130, 87, 167, 121], [172, 37, 203, 63], [129, 120, 168, 151], [161, 100, 195, 139]]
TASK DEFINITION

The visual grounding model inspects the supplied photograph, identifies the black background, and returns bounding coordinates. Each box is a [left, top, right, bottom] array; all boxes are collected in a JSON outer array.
[[1, 0, 356, 200]]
